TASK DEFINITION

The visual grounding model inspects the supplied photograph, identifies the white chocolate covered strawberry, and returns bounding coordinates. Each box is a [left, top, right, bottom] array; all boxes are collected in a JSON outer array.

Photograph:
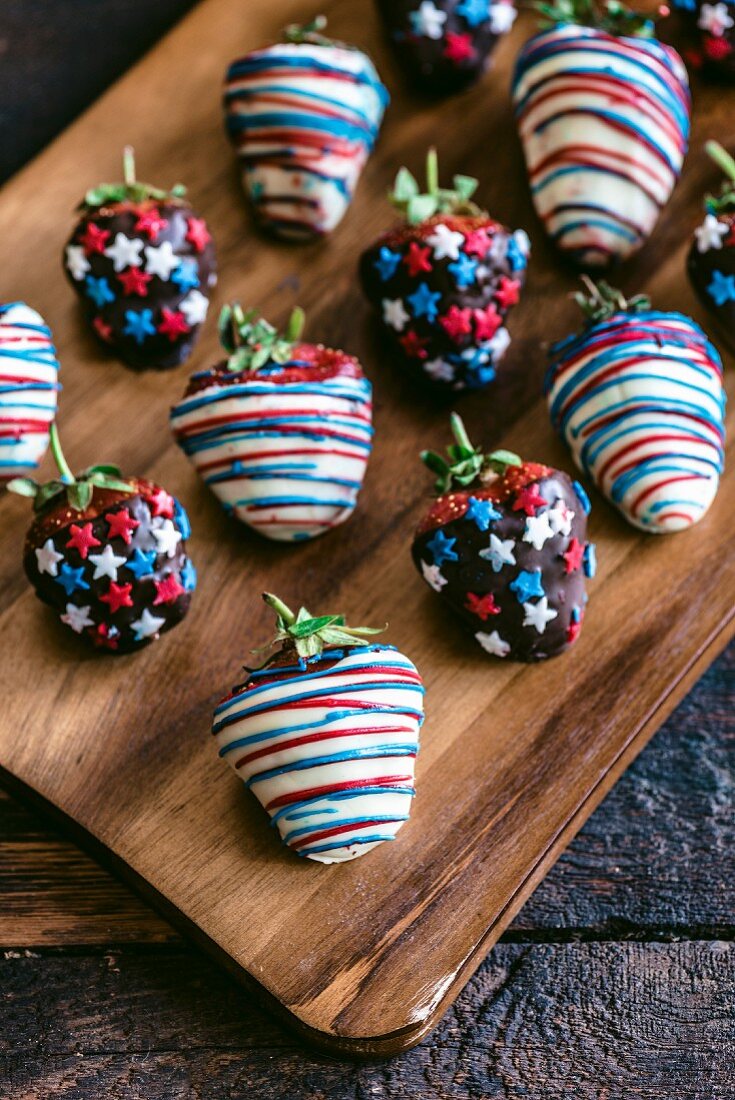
[[0, 303, 60, 483]]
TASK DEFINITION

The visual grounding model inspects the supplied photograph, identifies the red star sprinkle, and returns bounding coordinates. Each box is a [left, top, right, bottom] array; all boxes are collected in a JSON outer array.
[[704, 34, 732, 59], [186, 217, 211, 253], [399, 329, 430, 359], [474, 303, 502, 341], [158, 307, 190, 342], [92, 316, 113, 343], [153, 573, 185, 605], [118, 267, 152, 297], [444, 31, 475, 63], [494, 276, 521, 310], [105, 508, 140, 544], [463, 228, 491, 257], [134, 210, 169, 240], [145, 488, 175, 518], [92, 622, 119, 649], [512, 483, 547, 516], [80, 222, 110, 255], [403, 241, 433, 278], [65, 523, 101, 560], [100, 581, 134, 613], [465, 592, 500, 621], [567, 614, 583, 645], [563, 537, 585, 574], [439, 305, 472, 342]]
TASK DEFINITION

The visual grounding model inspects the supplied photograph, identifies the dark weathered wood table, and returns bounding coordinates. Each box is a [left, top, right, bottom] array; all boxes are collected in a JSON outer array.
[[1, 3, 733, 1096]]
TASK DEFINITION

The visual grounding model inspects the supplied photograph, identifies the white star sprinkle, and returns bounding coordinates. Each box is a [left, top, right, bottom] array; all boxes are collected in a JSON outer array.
[[152, 519, 182, 558], [489, 1, 517, 34], [475, 630, 511, 658], [35, 538, 64, 577], [487, 326, 510, 359], [421, 559, 447, 592], [382, 298, 410, 331], [698, 1, 734, 34], [522, 596, 558, 634], [426, 223, 465, 261], [145, 241, 181, 280], [547, 501, 574, 538], [131, 607, 166, 641], [65, 245, 90, 281], [424, 357, 455, 382], [179, 289, 209, 326], [410, 0, 448, 38], [88, 543, 127, 581], [104, 232, 144, 272], [479, 534, 516, 572], [60, 603, 94, 634], [694, 213, 729, 253], [523, 511, 555, 551]]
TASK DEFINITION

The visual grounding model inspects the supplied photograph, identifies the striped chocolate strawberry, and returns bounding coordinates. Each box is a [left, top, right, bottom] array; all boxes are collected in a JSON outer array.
[[546, 279, 726, 533], [687, 141, 735, 351], [8, 426, 195, 652], [224, 16, 388, 240], [512, 2, 690, 268], [0, 303, 60, 484], [412, 415, 593, 661], [375, 0, 517, 95], [213, 593, 424, 863], [63, 148, 216, 370], [170, 305, 372, 542], [359, 149, 530, 391]]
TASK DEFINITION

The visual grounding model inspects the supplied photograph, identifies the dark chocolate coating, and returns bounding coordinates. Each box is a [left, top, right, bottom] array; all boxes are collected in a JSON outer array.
[[24, 482, 195, 654], [687, 213, 735, 353], [412, 471, 589, 662], [663, 3, 735, 81], [63, 200, 216, 371], [375, 0, 508, 94]]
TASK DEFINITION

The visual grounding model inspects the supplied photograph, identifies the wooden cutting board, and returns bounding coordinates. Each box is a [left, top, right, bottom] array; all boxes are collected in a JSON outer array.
[[0, 0, 732, 1058]]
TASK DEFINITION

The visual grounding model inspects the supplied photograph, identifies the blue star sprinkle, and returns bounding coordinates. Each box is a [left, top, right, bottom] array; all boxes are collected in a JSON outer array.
[[123, 309, 157, 345], [171, 259, 200, 292], [509, 569, 544, 603], [55, 563, 90, 597], [572, 480, 591, 515], [85, 275, 115, 308], [464, 496, 502, 531], [457, 0, 491, 24], [407, 281, 442, 321], [374, 246, 401, 282], [125, 548, 157, 579], [570, 605, 582, 624], [181, 558, 197, 591], [583, 542, 597, 579], [426, 528, 459, 567], [506, 236, 527, 272], [707, 269, 735, 307], [448, 253, 478, 289], [173, 500, 192, 540]]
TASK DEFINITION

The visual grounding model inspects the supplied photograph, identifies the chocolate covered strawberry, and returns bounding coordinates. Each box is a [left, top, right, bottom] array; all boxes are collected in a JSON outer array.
[[170, 305, 372, 542], [63, 147, 216, 370], [546, 279, 726, 533], [359, 149, 529, 391], [213, 593, 424, 863], [687, 141, 735, 351], [666, 0, 735, 80], [375, 0, 517, 95], [224, 16, 388, 240], [412, 415, 593, 661], [0, 302, 60, 484], [512, 1, 690, 268], [8, 426, 195, 652]]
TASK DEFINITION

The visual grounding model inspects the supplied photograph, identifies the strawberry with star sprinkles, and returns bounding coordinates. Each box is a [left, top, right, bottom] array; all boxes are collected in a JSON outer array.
[[412, 415, 594, 661], [359, 148, 529, 391], [63, 147, 216, 370], [666, 0, 735, 79], [8, 425, 195, 652], [687, 141, 735, 350]]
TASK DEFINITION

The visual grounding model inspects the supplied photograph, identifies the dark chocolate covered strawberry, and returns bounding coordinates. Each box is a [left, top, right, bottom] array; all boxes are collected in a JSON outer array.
[[687, 141, 735, 351], [360, 149, 529, 391], [411, 415, 594, 661], [666, 0, 735, 80], [63, 147, 216, 370], [375, 0, 517, 95], [8, 426, 195, 652]]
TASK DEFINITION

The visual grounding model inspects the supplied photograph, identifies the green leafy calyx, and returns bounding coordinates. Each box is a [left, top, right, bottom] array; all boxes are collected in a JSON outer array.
[[82, 146, 186, 210], [218, 304, 306, 372], [283, 14, 344, 49], [258, 593, 385, 659], [573, 275, 651, 325], [389, 148, 483, 226], [704, 141, 735, 215], [421, 414, 521, 494], [7, 424, 132, 514], [533, 0, 655, 38]]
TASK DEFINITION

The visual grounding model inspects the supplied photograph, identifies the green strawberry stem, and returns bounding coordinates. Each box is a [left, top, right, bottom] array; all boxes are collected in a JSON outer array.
[[421, 414, 522, 495], [533, 0, 655, 38], [389, 148, 483, 226], [82, 147, 186, 210], [704, 141, 735, 214], [259, 592, 385, 660], [218, 304, 306, 372], [49, 423, 74, 485], [283, 14, 343, 48], [573, 276, 651, 324]]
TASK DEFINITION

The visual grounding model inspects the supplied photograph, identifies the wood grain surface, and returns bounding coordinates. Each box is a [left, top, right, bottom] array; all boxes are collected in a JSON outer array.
[[0, 0, 733, 1057]]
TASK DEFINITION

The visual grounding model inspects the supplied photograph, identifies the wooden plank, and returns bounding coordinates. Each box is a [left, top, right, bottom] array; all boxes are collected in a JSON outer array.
[[0, 0, 733, 1055]]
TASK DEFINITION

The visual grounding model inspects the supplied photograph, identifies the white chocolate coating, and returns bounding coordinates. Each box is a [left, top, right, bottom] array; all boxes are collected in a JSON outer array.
[[0, 302, 60, 483]]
